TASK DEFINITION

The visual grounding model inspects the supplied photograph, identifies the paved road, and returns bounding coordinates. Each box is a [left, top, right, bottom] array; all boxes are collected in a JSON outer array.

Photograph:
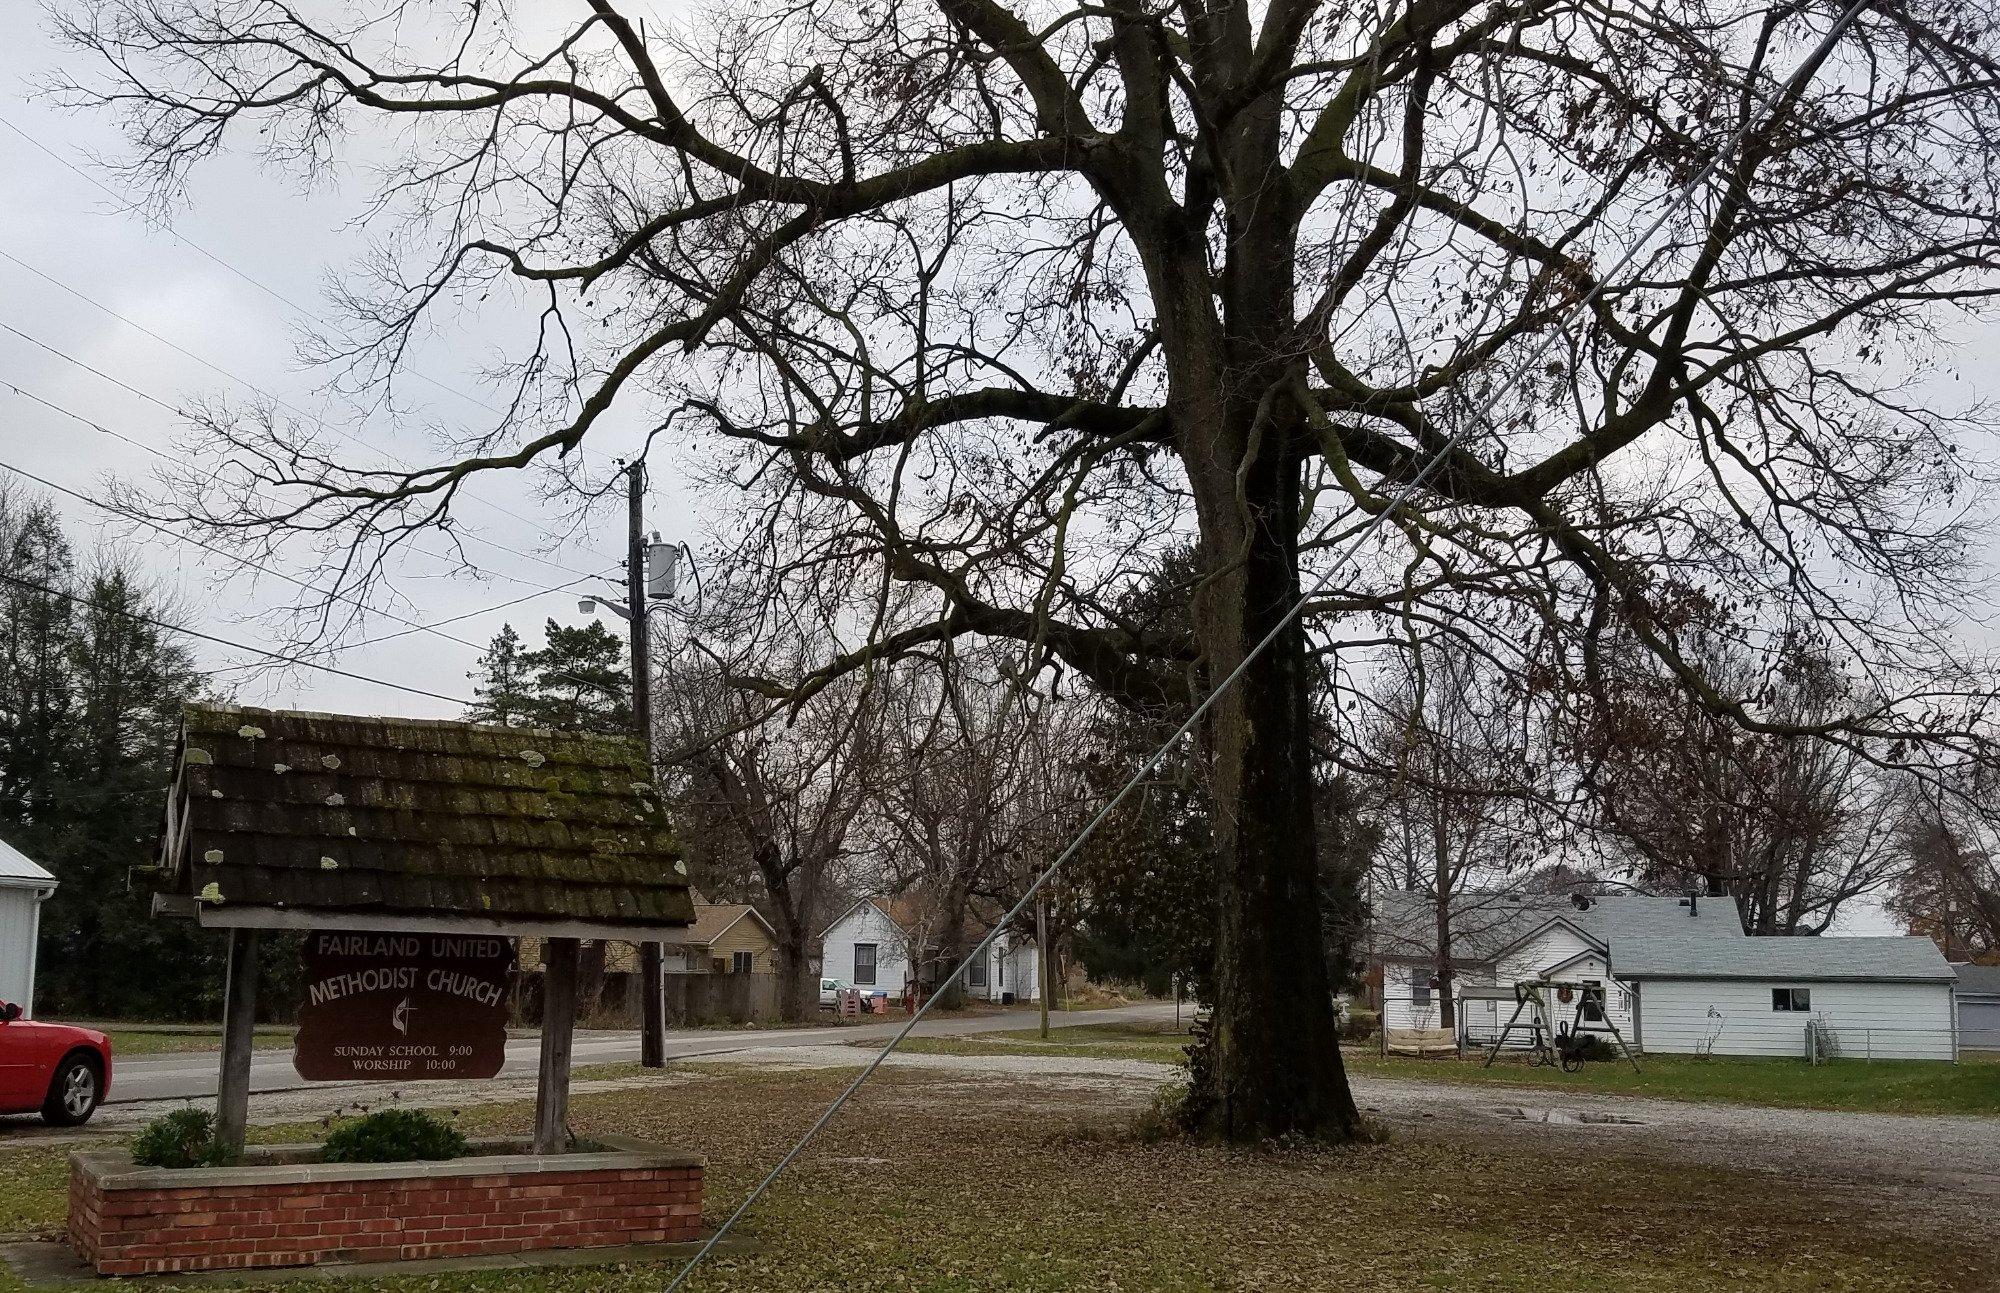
[[102, 1002, 1180, 1106]]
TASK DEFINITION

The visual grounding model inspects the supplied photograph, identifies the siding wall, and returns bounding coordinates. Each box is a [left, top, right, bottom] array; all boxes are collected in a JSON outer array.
[[0, 886, 42, 1015], [1960, 997, 2000, 1052], [709, 917, 777, 973], [1633, 978, 1956, 1060], [1382, 927, 1636, 1046], [822, 904, 911, 992], [1381, 962, 1444, 1032], [962, 936, 1041, 1003]]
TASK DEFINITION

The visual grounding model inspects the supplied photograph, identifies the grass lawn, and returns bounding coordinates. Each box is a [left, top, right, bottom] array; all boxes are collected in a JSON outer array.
[[890, 1020, 1197, 1064], [1344, 1048, 2000, 1115], [99, 1027, 293, 1057], [890, 1021, 2000, 1116], [0, 1062, 1982, 1291]]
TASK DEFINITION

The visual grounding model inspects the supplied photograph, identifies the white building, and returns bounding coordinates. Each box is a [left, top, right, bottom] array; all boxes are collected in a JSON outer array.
[[0, 838, 56, 1016], [1369, 888, 1961, 1061], [1615, 934, 1958, 1060], [821, 895, 1040, 1003], [1370, 891, 1744, 1045]]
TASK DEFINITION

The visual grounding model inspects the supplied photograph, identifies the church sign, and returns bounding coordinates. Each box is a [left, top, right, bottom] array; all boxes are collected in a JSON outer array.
[[294, 932, 514, 1081]]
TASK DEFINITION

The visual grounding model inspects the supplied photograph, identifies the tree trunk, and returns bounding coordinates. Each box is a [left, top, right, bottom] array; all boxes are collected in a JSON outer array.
[[1186, 445, 1362, 1142], [1433, 823, 1457, 1031], [773, 931, 817, 1023]]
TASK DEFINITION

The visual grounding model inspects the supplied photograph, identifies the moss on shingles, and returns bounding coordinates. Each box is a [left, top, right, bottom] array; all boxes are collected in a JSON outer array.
[[165, 703, 694, 929]]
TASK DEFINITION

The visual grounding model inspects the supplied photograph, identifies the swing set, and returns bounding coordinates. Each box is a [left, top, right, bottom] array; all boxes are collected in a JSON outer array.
[[1479, 978, 1643, 1074]]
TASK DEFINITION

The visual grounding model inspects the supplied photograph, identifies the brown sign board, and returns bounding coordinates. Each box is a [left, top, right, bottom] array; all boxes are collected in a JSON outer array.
[[294, 932, 514, 1082]]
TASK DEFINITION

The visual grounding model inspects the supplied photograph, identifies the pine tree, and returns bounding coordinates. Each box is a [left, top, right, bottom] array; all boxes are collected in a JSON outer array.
[[0, 494, 216, 1019], [467, 619, 630, 734]]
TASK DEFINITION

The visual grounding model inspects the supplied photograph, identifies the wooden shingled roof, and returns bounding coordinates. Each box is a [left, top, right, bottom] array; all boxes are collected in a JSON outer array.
[[157, 704, 693, 932]]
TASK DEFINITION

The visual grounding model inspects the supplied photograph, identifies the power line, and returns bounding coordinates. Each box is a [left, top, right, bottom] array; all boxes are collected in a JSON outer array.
[[0, 246, 616, 576], [658, 1, 1879, 1287], [0, 110, 619, 469], [0, 386, 627, 699], [0, 567, 472, 706], [205, 566, 615, 676], [0, 339, 613, 596], [0, 439, 493, 655], [0, 370, 575, 604]]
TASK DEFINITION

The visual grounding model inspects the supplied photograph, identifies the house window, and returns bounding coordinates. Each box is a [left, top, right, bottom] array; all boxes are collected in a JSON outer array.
[[732, 950, 755, 975], [998, 956, 1006, 987], [853, 943, 878, 986], [1411, 969, 1432, 1006], [967, 955, 988, 988], [1772, 987, 1811, 1012]]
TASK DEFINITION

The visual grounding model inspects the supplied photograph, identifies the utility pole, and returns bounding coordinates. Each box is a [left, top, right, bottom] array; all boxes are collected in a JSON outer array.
[[579, 462, 685, 1068], [629, 461, 666, 1069]]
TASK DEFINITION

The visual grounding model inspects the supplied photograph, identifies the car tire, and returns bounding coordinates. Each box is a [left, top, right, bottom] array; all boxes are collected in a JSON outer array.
[[42, 1054, 100, 1127]]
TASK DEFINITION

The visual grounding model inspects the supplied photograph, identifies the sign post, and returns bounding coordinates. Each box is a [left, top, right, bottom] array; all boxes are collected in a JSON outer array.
[[294, 932, 514, 1083]]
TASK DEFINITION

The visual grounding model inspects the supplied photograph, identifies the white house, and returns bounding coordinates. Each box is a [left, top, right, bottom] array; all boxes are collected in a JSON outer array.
[[1369, 888, 1962, 1061], [0, 837, 56, 1016], [821, 895, 1040, 1003], [1369, 890, 1744, 1045], [1615, 934, 1959, 1060]]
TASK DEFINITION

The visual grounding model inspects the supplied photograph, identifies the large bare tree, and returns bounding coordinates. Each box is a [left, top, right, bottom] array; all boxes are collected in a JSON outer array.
[[59, 0, 2000, 1139], [1364, 638, 1559, 1028], [867, 649, 1095, 1003], [1568, 591, 1904, 933], [655, 608, 884, 1023]]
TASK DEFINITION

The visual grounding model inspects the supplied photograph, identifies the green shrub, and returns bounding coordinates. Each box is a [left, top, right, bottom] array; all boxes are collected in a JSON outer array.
[[1340, 1009, 1380, 1043], [320, 1108, 467, 1164], [131, 1109, 231, 1169], [1567, 1032, 1619, 1063]]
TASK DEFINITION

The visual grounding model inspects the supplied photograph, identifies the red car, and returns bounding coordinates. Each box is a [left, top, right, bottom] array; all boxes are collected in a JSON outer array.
[[0, 1002, 111, 1125]]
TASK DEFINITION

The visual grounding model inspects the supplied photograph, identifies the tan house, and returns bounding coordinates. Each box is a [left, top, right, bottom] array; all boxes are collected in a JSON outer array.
[[520, 894, 780, 976], [663, 896, 781, 975]]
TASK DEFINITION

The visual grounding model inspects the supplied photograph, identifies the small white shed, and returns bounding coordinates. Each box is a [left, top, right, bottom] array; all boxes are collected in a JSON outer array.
[[0, 837, 56, 1016], [1615, 934, 1958, 1061]]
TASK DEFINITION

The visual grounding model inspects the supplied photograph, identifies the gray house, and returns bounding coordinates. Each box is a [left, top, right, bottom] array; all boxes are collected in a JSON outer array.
[[1955, 963, 2000, 1052]]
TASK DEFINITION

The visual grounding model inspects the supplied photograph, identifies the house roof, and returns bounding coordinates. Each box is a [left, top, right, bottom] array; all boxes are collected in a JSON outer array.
[[0, 836, 55, 892], [158, 704, 694, 930], [0, 836, 54, 896], [1369, 890, 1743, 966], [675, 900, 778, 949], [1953, 963, 2000, 997], [822, 893, 1006, 945], [1614, 934, 1956, 983]]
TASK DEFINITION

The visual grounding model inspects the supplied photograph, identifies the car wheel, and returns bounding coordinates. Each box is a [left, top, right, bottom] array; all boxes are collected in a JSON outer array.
[[42, 1054, 100, 1127]]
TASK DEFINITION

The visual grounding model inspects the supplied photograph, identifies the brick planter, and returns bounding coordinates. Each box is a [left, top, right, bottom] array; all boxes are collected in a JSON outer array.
[[68, 1136, 703, 1277]]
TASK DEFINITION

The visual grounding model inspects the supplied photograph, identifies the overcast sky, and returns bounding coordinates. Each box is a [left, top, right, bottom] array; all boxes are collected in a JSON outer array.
[[0, 3, 690, 723], [1, 4, 1955, 935]]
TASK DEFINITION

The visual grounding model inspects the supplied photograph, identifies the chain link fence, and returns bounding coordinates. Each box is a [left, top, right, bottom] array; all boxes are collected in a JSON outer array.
[[1368, 992, 1968, 1062]]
